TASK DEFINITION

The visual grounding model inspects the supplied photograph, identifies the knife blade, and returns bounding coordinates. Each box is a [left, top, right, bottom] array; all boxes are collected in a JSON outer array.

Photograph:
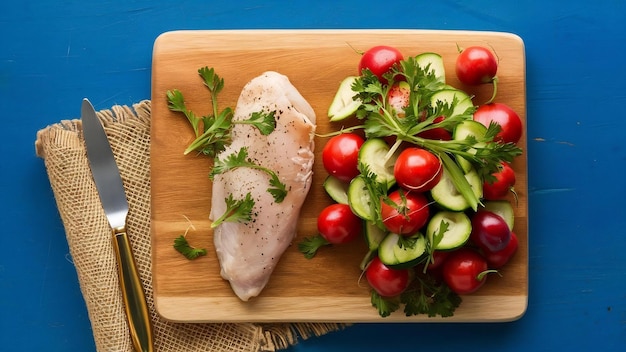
[[81, 98, 154, 352]]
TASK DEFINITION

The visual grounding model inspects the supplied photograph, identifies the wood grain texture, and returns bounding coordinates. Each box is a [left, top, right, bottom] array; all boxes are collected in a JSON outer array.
[[150, 29, 527, 323]]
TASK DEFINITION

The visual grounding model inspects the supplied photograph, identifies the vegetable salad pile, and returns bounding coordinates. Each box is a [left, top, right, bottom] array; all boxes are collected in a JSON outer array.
[[299, 45, 524, 318]]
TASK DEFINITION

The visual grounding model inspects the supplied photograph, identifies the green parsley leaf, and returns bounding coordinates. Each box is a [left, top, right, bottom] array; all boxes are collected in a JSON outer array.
[[357, 163, 391, 229], [400, 275, 462, 318], [210, 193, 255, 228], [173, 235, 207, 260], [238, 110, 277, 135], [370, 290, 400, 318], [210, 147, 288, 203], [297, 234, 330, 259], [427, 283, 462, 318], [423, 219, 449, 273]]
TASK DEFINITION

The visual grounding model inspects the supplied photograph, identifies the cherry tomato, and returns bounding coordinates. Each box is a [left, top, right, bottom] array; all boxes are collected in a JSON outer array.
[[442, 248, 490, 295], [416, 115, 452, 140], [473, 103, 523, 144], [387, 81, 410, 117], [427, 250, 451, 271], [322, 133, 364, 182], [380, 190, 430, 235], [394, 147, 443, 192], [470, 210, 511, 252], [317, 203, 362, 244], [455, 46, 498, 85], [359, 45, 404, 83], [417, 127, 452, 141], [365, 256, 411, 297], [483, 161, 516, 200], [483, 232, 519, 269]]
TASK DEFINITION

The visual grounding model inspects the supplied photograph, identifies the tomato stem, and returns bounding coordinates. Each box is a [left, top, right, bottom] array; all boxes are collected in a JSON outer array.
[[485, 76, 498, 104], [476, 269, 500, 281]]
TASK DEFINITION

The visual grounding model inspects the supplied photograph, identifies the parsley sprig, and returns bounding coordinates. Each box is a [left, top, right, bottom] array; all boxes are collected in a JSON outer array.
[[423, 219, 448, 273], [210, 193, 255, 228], [167, 67, 277, 157], [371, 273, 461, 318], [173, 235, 208, 260], [297, 234, 330, 259], [173, 219, 207, 260], [209, 147, 288, 203]]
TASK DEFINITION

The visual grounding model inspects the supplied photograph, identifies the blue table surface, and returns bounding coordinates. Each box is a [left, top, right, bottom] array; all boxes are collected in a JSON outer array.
[[2, 1, 625, 350]]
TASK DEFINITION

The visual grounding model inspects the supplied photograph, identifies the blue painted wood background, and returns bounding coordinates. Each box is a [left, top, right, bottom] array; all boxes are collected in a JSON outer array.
[[1, 1, 624, 350]]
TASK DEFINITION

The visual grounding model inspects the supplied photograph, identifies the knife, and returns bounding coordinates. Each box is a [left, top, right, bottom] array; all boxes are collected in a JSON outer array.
[[81, 98, 154, 352]]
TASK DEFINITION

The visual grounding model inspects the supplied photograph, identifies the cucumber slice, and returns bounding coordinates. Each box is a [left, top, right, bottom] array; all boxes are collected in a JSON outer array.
[[357, 138, 398, 186], [453, 120, 487, 141], [347, 175, 374, 221], [481, 200, 515, 231], [328, 76, 361, 121], [323, 175, 349, 204], [415, 52, 445, 84], [360, 221, 387, 270], [430, 89, 474, 118], [378, 232, 428, 269], [426, 211, 472, 250], [365, 221, 386, 251], [453, 120, 488, 172], [430, 167, 483, 211]]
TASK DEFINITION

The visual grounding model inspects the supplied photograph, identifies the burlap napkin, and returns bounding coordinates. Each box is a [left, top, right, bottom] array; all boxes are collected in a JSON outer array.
[[35, 100, 347, 352]]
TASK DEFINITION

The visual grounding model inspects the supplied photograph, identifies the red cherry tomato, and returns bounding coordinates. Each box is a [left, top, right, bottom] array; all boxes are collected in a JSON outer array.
[[365, 256, 411, 297], [394, 147, 443, 192], [359, 45, 404, 83], [416, 127, 452, 141], [416, 115, 452, 140], [322, 133, 364, 182], [483, 232, 519, 269], [427, 250, 451, 271], [483, 162, 516, 200], [473, 103, 523, 144], [442, 248, 489, 295], [470, 210, 511, 252], [380, 190, 430, 235], [455, 46, 498, 85], [387, 81, 410, 117], [317, 203, 362, 244]]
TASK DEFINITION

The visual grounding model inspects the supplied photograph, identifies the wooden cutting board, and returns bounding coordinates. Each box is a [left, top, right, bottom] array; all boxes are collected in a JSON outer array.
[[150, 29, 528, 323]]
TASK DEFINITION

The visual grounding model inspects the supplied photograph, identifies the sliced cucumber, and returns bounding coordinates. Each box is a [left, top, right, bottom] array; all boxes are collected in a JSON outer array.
[[430, 89, 474, 118], [453, 120, 487, 141], [481, 200, 515, 231], [347, 175, 374, 221], [360, 221, 388, 270], [357, 138, 398, 186], [365, 221, 386, 251], [328, 76, 361, 122], [323, 175, 349, 204], [378, 232, 428, 269], [415, 52, 445, 84], [430, 167, 483, 211], [426, 211, 472, 251], [453, 120, 488, 172]]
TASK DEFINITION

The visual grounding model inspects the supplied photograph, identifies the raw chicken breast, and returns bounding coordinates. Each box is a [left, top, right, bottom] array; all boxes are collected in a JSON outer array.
[[209, 71, 316, 301]]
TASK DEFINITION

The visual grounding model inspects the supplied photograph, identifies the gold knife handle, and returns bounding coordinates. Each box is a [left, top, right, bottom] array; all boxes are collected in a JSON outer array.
[[112, 226, 154, 352]]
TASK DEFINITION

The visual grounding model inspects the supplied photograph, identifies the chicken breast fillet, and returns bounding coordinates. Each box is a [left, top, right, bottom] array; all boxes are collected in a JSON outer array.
[[209, 71, 316, 301]]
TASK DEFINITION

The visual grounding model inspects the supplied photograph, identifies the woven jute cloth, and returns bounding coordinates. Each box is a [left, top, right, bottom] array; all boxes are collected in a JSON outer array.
[[35, 100, 347, 352]]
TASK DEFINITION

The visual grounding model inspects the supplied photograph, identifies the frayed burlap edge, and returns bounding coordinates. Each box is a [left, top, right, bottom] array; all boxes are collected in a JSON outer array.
[[35, 100, 349, 352]]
